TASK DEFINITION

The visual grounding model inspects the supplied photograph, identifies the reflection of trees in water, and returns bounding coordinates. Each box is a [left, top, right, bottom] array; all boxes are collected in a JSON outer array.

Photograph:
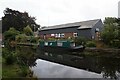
[[98, 57, 120, 79]]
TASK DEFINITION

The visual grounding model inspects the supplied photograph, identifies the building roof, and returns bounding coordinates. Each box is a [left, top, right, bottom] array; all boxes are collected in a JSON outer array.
[[40, 19, 101, 31]]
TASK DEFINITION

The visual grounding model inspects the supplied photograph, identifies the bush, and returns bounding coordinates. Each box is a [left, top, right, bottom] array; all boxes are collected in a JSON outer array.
[[2, 48, 16, 65], [48, 38, 56, 41], [5, 54, 15, 65], [110, 40, 120, 48], [86, 41, 96, 47], [73, 37, 87, 46], [30, 37, 39, 43], [16, 34, 27, 43]]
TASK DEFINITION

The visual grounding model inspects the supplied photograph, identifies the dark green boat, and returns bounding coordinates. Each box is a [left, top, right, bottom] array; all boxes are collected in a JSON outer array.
[[38, 40, 85, 52]]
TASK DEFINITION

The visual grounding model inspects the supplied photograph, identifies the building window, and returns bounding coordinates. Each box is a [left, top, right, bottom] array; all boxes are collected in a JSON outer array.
[[92, 36, 94, 39], [73, 33, 78, 37], [51, 34, 55, 36], [55, 33, 64, 38], [60, 33, 65, 37], [95, 28, 99, 32], [55, 34, 59, 38], [58, 33, 61, 37], [43, 34, 46, 39]]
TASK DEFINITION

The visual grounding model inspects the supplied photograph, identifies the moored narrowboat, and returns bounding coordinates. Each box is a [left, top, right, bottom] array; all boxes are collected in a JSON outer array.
[[38, 40, 85, 52]]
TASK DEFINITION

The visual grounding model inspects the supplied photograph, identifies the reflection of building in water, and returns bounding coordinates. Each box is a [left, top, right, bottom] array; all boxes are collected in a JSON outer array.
[[38, 51, 102, 74]]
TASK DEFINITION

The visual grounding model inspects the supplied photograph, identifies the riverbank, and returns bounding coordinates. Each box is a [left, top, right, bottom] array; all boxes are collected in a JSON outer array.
[[2, 47, 38, 79], [70, 47, 120, 58], [0, 48, 2, 79], [2, 57, 38, 79], [85, 47, 120, 53]]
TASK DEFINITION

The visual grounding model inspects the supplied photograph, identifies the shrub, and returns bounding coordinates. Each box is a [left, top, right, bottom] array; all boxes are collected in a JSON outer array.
[[16, 34, 27, 43], [86, 41, 96, 47], [30, 37, 38, 43], [2, 48, 16, 65], [48, 38, 56, 41], [73, 37, 87, 46], [5, 55, 15, 65]]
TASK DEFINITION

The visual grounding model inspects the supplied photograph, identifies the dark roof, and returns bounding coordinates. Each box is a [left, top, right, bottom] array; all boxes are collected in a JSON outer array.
[[40, 19, 101, 31]]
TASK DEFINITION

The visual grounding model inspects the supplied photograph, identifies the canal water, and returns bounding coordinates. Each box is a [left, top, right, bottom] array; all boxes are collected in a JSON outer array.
[[31, 59, 102, 78], [17, 46, 120, 79]]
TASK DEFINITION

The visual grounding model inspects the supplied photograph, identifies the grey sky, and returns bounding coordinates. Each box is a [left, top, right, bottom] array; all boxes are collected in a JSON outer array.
[[0, 0, 119, 26]]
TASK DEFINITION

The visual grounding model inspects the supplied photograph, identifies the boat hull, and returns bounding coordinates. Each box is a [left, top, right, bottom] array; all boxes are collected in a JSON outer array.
[[38, 45, 85, 52]]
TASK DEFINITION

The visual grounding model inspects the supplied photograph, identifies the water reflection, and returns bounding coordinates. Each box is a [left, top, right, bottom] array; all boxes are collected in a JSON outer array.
[[36, 49, 120, 79], [31, 59, 102, 78], [16, 46, 120, 79]]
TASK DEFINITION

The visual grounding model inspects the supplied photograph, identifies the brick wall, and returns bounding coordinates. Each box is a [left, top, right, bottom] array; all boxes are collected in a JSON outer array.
[[64, 32, 73, 38], [39, 32, 75, 39]]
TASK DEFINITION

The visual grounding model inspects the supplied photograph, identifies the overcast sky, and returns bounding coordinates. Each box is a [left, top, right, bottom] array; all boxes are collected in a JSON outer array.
[[0, 0, 120, 26]]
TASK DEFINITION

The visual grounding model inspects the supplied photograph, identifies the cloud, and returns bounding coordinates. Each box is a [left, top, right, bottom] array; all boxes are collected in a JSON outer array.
[[0, 0, 119, 26]]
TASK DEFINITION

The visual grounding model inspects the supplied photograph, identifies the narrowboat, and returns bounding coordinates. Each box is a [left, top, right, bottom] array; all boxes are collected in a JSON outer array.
[[38, 40, 85, 52]]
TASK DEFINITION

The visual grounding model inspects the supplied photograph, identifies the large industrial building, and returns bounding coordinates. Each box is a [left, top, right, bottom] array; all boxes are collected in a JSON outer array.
[[39, 19, 103, 40]]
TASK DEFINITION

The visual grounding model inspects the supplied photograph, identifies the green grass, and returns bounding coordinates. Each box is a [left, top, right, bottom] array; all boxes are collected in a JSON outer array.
[[0, 47, 2, 78], [2, 57, 38, 79], [2, 64, 21, 78], [0, 56, 2, 79], [2, 57, 22, 78]]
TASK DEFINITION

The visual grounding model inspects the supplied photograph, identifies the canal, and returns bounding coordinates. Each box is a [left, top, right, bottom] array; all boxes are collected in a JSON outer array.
[[17, 46, 120, 79]]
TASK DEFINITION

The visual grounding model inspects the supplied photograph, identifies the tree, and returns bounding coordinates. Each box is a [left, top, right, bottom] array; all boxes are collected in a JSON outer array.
[[3, 28, 19, 48], [16, 34, 27, 43], [23, 25, 34, 36], [4, 27, 19, 41], [2, 8, 40, 33], [101, 17, 120, 47]]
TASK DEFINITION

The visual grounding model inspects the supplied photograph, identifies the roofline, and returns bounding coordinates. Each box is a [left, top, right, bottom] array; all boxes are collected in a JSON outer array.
[[40, 19, 101, 31], [40, 25, 81, 31], [48, 19, 101, 27]]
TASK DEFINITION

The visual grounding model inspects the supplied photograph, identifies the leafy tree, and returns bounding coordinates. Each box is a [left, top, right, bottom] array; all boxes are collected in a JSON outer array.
[[2, 8, 40, 33], [23, 25, 34, 36], [3, 28, 19, 48], [101, 17, 120, 47], [16, 34, 27, 43], [4, 27, 19, 41]]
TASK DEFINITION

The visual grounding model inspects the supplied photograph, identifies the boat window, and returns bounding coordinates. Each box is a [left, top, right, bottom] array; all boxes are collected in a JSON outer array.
[[50, 43, 52, 45], [70, 43, 75, 47], [57, 42, 63, 46], [45, 42, 48, 46]]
